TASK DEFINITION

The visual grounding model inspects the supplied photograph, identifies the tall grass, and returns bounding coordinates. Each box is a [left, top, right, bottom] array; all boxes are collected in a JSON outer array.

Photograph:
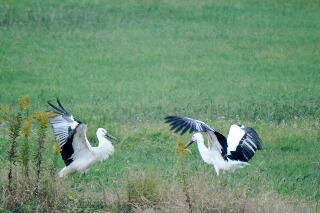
[[0, 99, 318, 211], [1, 168, 314, 212]]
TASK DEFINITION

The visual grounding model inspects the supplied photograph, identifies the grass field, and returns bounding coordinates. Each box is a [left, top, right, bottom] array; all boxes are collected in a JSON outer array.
[[0, 0, 319, 212]]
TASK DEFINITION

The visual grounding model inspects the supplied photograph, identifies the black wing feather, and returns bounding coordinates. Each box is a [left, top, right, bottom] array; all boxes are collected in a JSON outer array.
[[214, 131, 228, 160], [181, 123, 191, 135], [173, 124, 186, 134], [168, 117, 186, 127], [47, 101, 65, 115], [242, 126, 262, 150], [61, 127, 76, 166], [164, 116, 214, 134]]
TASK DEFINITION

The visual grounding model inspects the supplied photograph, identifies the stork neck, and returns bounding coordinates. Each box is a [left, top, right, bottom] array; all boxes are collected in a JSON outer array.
[[95, 134, 115, 157], [196, 135, 208, 155], [97, 134, 112, 146]]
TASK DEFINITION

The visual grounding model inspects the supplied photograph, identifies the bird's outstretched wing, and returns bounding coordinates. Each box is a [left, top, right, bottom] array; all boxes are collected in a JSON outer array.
[[164, 116, 215, 134], [48, 99, 90, 166], [227, 125, 262, 162], [47, 99, 81, 147], [164, 116, 228, 159]]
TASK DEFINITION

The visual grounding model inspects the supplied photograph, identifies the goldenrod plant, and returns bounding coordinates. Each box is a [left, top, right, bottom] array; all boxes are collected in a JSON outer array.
[[32, 110, 49, 195], [176, 140, 192, 212], [7, 96, 30, 190], [51, 142, 61, 176], [20, 117, 32, 178], [0, 103, 10, 123]]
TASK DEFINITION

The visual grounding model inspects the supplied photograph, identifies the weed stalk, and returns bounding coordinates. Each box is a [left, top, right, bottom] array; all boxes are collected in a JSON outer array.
[[176, 140, 192, 212], [7, 111, 22, 191], [33, 111, 48, 195], [7, 97, 30, 190], [21, 117, 32, 178]]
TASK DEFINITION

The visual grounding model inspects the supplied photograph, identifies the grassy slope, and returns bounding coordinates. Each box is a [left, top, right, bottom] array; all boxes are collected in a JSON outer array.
[[0, 0, 319, 210], [1, 0, 319, 122]]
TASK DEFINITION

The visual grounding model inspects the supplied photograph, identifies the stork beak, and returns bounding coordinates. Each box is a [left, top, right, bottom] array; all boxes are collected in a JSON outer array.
[[105, 132, 120, 142], [185, 148, 192, 154], [185, 140, 195, 149]]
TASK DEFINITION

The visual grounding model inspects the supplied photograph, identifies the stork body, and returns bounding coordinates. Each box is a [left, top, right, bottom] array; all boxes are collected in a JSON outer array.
[[191, 133, 249, 175], [48, 99, 119, 178], [165, 116, 262, 175]]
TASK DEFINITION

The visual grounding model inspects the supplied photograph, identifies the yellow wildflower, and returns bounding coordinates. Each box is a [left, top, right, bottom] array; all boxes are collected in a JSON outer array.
[[176, 140, 189, 158], [68, 194, 76, 199], [12, 118, 19, 125], [33, 110, 49, 128], [0, 106, 4, 122], [3, 103, 10, 114], [18, 96, 30, 111], [46, 111, 57, 117], [53, 142, 61, 153], [22, 117, 32, 137]]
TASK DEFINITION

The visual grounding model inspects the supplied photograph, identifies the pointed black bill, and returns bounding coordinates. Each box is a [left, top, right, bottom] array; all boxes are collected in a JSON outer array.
[[105, 132, 120, 142], [185, 140, 195, 149]]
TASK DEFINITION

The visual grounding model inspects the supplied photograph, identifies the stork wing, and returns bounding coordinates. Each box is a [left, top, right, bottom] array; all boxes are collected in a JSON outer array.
[[48, 99, 81, 147], [67, 123, 92, 165], [227, 125, 262, 162], [164, 116, 214, 134], [164, 116, 228, 159], [48, 99, 91, 166]]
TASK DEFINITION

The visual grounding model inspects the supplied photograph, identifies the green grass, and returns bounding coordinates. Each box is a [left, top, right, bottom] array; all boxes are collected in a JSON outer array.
[[1, 0, 319, 122], [0, 0, 319, 211]]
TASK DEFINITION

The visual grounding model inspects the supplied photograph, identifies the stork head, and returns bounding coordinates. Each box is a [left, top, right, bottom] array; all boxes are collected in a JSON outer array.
[[185, 133, 202, 149], [97, 128, 120, 142]]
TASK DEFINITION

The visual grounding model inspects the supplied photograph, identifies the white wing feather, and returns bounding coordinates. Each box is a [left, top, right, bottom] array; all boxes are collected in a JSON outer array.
[[227, 125, 245, 155]]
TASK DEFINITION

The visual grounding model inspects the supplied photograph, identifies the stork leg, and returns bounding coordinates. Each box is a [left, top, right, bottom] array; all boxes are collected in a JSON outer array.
[[216, 169, 222, 192], [222, 170, 229, 187], [67, 171, 77, 180], [62, 172, 76, 191], [81, 170, 89, 190], [82, 173, 86, 186], [216, 170, 229, 192], [214, 166, 223, 192]]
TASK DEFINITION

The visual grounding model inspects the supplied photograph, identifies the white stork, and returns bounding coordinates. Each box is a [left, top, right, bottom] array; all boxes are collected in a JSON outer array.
[[47, 99, 119, 178], [165, 116, 262, 176]]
